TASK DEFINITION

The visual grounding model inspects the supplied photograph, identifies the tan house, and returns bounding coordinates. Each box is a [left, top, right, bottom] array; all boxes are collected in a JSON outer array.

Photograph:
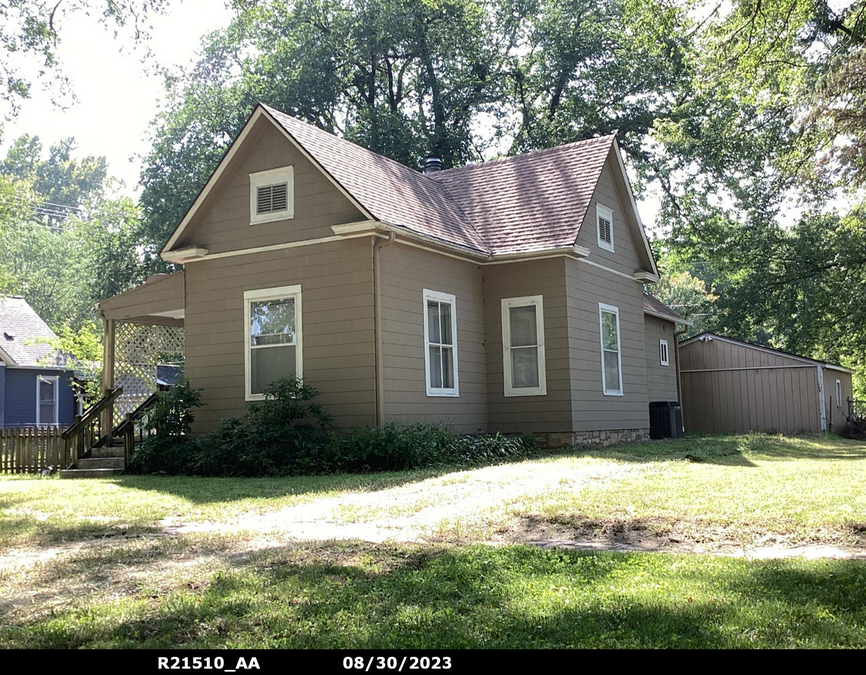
[[98, 103, 690, 446], [679, 333, 854, 435]]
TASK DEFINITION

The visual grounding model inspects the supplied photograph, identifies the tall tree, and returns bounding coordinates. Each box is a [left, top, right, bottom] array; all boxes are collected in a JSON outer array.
[[0, 0, 172, 118]]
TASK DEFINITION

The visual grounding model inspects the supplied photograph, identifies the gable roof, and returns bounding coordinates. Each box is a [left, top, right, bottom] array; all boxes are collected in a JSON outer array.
[[0, 296, 63, 367], [162, 103, 656, 270], [679, 332, 855, 374], [429, 136, 614, 254], [643, 293, 691, 326]]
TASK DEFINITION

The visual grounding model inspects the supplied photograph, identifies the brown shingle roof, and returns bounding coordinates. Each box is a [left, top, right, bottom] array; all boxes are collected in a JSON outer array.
[[0, 296, 62, 366], [643, 293, 689, 324], [263, 106, 488, 253], [430, 135, 615, 254]]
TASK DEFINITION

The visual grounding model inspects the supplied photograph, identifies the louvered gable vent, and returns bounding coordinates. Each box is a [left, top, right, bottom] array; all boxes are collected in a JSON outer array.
[[256, 183, 289, 215], [598, 212, 612, 244]]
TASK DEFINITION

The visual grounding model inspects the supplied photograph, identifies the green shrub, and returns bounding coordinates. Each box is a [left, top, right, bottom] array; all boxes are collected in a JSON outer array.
[[127, 377, 540, 477], [194, 377, 332, 477], [126, 380, 202, 475], [329, 424, 539, 473]]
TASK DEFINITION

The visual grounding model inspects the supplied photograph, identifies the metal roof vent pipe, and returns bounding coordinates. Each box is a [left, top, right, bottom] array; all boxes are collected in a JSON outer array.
[[423, 155, 443, 174]]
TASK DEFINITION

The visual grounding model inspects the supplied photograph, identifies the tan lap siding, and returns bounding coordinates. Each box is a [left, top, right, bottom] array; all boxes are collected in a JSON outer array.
[[565, 259, 648, 432], [184, 238, 376, 433], [379, 244, 487, 432], [176, 120, 365, 256], [644, 315, 678, 402], [484, 258, 572, 433]]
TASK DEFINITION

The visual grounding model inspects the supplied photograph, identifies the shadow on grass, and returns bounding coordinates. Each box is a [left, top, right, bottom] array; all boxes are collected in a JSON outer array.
[[111, 467, 458, 505], [5, 543, 866, 649], [0, 516, 162, 551], [568, 433, 866, 467]]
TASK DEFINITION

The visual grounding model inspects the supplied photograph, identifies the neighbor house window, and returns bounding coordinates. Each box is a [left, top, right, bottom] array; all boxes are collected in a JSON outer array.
[[599, 303, 623, 395], [244, 285, 302, 400], [250, 166, 294, 224], [836, 379, 842, 407], [597, 204, 614, 252], [36, 375, 58, 426], [659, 339, 669, 366], [423, 289, 459, 397], [501, 296, 547, 397]]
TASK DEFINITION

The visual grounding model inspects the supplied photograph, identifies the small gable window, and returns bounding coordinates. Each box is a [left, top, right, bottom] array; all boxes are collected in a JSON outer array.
[[250, 166, 294, 224], [659, 339, 669, 366], [597, 204, 614, 252]]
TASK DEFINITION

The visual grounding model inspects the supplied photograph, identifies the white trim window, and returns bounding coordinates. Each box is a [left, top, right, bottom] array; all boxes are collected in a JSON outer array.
[[659, 339, 669, 366], [36, 374, 59, 426], [836, 379, 842, 407], [596, 203, 614, 252], [250, 166, 295, 224], [423, 289, 459, 396], [599, 303, 623, 395], [501, 296, 547, 396], [244, 285, 303, 400]]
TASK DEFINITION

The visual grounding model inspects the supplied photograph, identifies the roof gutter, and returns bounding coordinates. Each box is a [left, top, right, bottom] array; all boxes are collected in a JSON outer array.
[[331, 221, 591, 265], [644, 309, 693, 327]]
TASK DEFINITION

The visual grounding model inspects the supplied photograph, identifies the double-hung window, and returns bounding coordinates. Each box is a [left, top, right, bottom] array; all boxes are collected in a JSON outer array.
[[250, 166, 295, 224], [599, 303, 623, 395], [501, 296, 547, 396], [659, 339, 669, 366], [244, 285, 302, 400], [36, 375, 59, 426], [597, 204, 614, 252], [423, 289, 459, 396]]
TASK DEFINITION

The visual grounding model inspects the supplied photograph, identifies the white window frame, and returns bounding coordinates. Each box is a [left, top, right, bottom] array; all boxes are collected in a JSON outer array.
[[596, 203, 615, 252], [599, 303, 624, 396], [836, 379, 842, 407], [422, 289, 459, 397], [35, 374, 59, 426], [501, 295, 547, 397], [659, 339, 669, 367], [244, 284, 303, 401], [250, 166, 295, 225]]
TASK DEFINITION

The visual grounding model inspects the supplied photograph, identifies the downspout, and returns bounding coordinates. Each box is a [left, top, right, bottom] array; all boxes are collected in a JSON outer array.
[[674, 326, 687, 405], [373, 231, 396, 426], [817, 365, 827, 432]]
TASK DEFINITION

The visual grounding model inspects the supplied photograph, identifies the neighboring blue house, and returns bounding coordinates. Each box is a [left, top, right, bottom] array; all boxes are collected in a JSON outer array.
[[0, 296, 76, 428]]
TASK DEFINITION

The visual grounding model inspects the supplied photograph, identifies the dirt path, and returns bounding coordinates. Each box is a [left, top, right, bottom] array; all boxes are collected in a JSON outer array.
[[158, 460, 637, 542]]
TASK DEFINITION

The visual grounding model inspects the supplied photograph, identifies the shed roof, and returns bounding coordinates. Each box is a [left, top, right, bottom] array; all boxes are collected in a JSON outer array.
[[642, 293, 691, 326], [679, 332, 854, 374]]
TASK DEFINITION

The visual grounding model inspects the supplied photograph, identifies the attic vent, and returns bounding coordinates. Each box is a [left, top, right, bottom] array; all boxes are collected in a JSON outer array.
[[596, 204, 614, 252], [256, 183, 289, 215], [3, 331, 13, 340]]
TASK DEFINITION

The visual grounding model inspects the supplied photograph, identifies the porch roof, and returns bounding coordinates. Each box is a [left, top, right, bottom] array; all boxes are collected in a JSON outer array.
[[98, 271, 185, 326]]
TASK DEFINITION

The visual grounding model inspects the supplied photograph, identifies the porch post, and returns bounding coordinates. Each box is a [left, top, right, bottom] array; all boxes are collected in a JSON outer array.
[[101, 317, 116, 435]]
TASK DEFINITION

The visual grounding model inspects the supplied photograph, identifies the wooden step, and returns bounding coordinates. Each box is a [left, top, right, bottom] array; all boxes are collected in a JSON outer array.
[[90, 446, 125, 458], [59, 468, 124, 479], [77, 457, 124, 470]]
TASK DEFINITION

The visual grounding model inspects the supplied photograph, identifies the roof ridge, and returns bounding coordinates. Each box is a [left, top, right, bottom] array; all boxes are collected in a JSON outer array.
[[261, 104, 430, 182], [432, 133, 617, 177]]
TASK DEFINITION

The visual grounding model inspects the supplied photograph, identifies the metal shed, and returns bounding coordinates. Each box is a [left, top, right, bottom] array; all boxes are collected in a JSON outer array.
[[679, 333, 854, 435]]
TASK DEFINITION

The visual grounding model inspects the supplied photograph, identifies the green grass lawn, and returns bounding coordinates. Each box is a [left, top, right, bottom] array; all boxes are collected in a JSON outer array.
[[2, 433, 866, 649], [2, 540, 866, 648]]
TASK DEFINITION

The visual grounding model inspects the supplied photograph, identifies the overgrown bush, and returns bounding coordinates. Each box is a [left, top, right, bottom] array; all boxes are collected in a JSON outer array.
[[126, 380, 202, 475], [195, 377, 332, 477], [328, 424, 539, 473], [128, 376, 540, 477]]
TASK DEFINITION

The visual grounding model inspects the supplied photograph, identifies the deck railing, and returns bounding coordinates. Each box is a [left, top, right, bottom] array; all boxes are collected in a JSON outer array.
[[61, 387, 122, 467]]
